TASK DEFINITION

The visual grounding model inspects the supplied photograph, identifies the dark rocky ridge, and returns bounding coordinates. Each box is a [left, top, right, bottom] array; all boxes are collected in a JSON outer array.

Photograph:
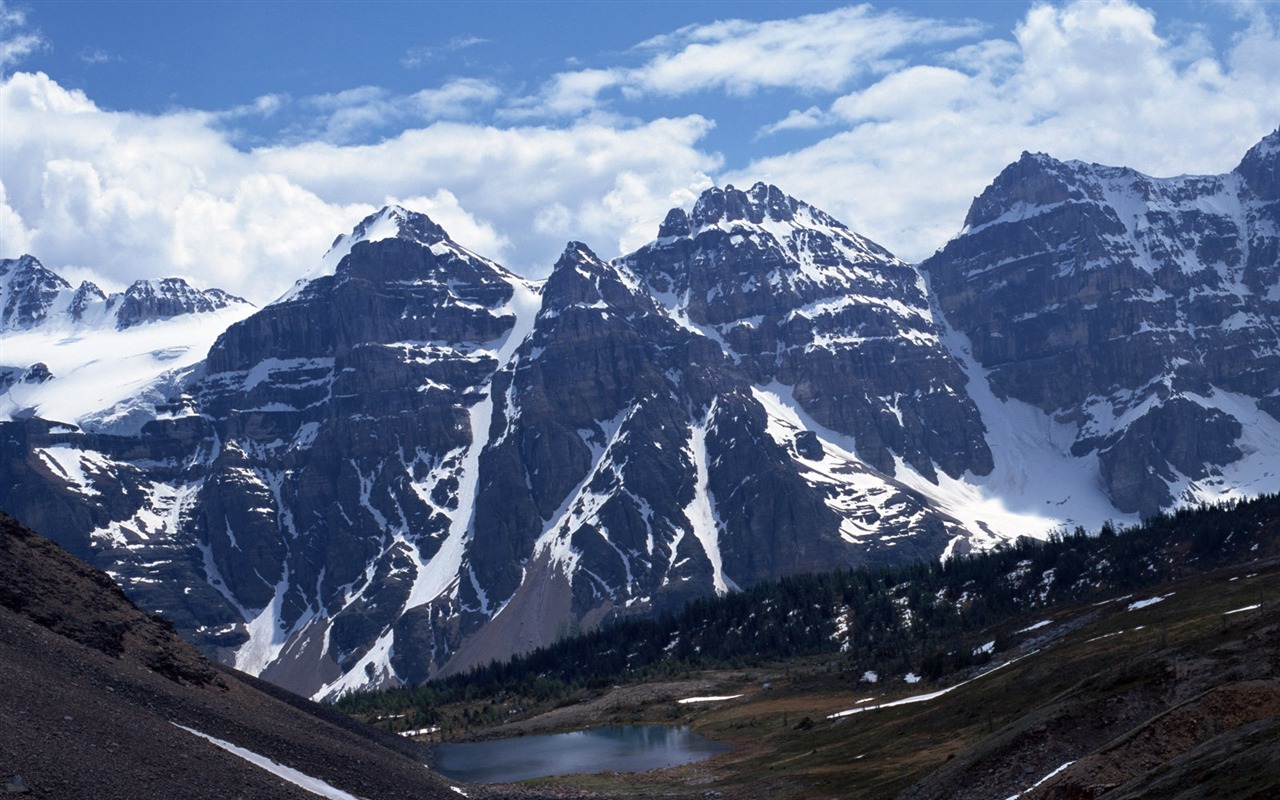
[[621, 181, 992, 482]]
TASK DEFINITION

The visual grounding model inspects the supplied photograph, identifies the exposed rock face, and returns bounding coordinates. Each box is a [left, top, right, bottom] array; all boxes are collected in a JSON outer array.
[[1, 133, 1276, 698], [0, 255, 71, 330], [0, 255, 248, 332], [922, 129, 1280, 515], [620, 183, 992, 482], [461, 241, 856, 669], [189, 210, 538, 692], [115, 278, 246, 329], [0, 200, 978, 698]]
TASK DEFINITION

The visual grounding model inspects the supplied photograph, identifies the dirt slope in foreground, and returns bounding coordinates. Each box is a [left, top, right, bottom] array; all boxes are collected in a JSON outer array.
[[0, 511, 458, 799]]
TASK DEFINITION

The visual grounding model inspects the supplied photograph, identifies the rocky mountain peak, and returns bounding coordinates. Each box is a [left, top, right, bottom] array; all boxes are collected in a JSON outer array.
[[349, 204, 450, 248], [1, 255, 72, 331], [278, 205, 481, 305], [68, 281, 106, 322], [542, 240, 646, 315], [657, 208, 692, 239], [687, 182, 845, 233], [618, 186, 992, 483], [115, 277, 250, 330], [1234, 127, 1279, 199], [923, 129, 1280, 515], [962, 151, 1091, 231]]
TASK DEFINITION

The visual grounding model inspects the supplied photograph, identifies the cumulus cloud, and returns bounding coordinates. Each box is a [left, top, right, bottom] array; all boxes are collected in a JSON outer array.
[[254, 115, 720, 266], [728, 0, 1280, 262], [0, 71, 718, 303]]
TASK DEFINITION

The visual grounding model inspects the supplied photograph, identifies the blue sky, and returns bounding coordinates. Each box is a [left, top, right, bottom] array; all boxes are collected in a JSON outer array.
[[2, 0, 1277, 302]]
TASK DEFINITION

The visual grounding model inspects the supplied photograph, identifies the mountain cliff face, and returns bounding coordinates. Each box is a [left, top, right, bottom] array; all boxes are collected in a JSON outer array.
[[921, 129, 1280, 516], [1, 133, 1275, 699], [619, 182, 992, 482]]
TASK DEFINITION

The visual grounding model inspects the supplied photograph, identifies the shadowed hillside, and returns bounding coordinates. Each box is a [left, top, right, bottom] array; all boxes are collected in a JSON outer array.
[[0, 511, 459, 799]]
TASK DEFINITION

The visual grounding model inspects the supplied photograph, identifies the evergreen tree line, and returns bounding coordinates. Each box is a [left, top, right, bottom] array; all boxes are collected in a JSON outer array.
[[335, 494, 1278, 721]]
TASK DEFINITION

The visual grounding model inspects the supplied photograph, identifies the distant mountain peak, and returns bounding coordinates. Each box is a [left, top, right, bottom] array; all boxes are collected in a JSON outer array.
[[686, 182, 848, 234], [961, 152, 1093, 232], [114, 277, 250, 330], [542, 239, 646, 315], [277, 205, 486, 305], [1, 255, 72, 331], [348, 204, 449, 248], [1, 257, 251, 334], [1235, 127, 1279, 197]]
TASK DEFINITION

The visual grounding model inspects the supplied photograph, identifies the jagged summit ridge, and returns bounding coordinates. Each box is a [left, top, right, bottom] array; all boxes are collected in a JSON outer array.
[[0, 255, 250, 333], [276, 204, 507, 305], [622, 182, 993, 482], [923, 131, 1280, 515], [0, 257, 256, 432]]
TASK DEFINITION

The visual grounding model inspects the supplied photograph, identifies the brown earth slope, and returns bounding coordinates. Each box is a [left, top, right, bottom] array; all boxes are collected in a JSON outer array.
[[0, 511, 460, 799]]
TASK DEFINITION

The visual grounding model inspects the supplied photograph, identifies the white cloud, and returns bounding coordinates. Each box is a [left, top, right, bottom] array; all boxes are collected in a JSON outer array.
[[727, 0, 1280, 262], [400, 36, 488, 69], [510, 5, 981, 118], [0, 0, 45, 71], [756, 106, 828, 137], [0, 178, 32, 254], [0, 71, 719, 303], [506, 68, 621, 119], [255, 115, 720, 270], [78, 47, 113, 65], [410, 78, 503, 119], [297, 79, 502, 143], [630, 6, 983, 96]]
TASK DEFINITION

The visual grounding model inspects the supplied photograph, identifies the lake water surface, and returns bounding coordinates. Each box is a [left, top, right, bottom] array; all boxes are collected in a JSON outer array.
[[432, 725, 731, 783]]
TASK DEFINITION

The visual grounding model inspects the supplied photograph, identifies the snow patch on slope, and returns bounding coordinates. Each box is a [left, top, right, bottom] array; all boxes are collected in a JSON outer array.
[[683, 400, 734, 595], [914, 298, 1132, 540], [172, 724, 364, 800], [1, 304, 255, 430]]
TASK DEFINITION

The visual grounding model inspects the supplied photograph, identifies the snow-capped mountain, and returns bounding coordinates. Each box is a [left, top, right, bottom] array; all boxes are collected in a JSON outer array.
[[0, 255, 256, 433], [1, 255, 250, 333], [922, 129, 1280, 516], [1, 131, 1275, 700]]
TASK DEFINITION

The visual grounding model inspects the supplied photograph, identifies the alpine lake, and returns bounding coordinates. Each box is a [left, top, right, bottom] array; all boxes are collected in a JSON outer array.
[[431, 725, 731, 783]]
